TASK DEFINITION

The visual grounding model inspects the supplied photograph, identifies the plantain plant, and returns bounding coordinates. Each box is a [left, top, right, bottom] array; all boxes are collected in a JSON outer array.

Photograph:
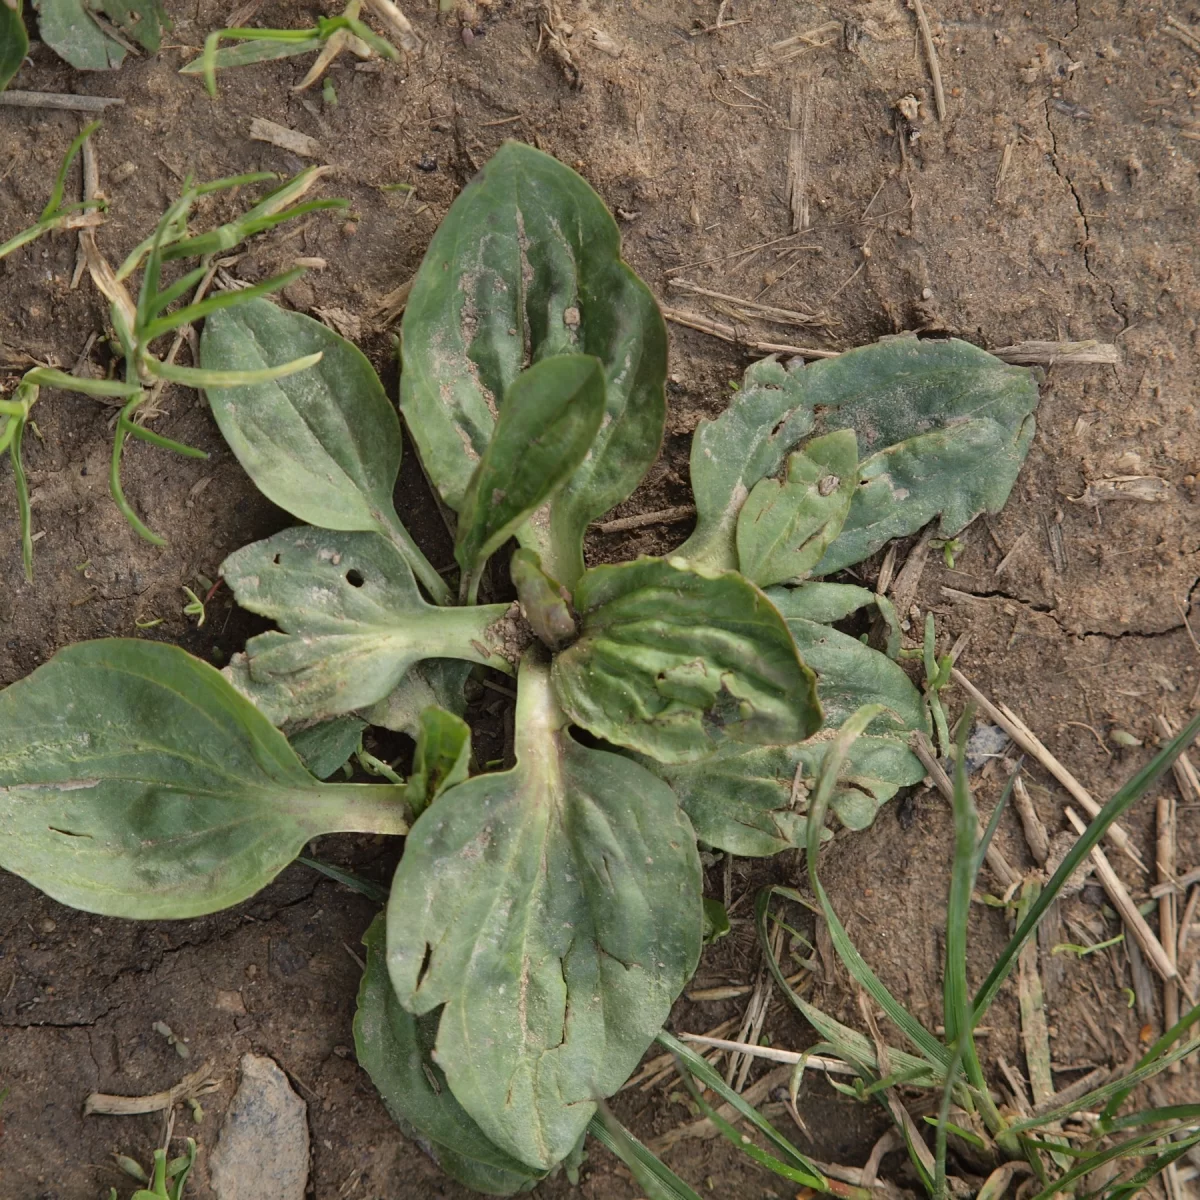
[[0, 142, 1043, 1193]]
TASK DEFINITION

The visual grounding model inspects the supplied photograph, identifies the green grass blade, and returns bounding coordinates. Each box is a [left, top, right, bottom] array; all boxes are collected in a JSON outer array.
[[805, 706, 952, 1067], [145, 264, 210, 318], [754, 888, 943, 1086], [973, 711, 1200, 1020], [943, 720, 977, 1048], [587, 1109, 705, 1200], [141, 268, 305, 341], [1008, 1032, 1200, 1134], [148, 351, 322, 388], [162, 201, 346, 261], [109, 398, 165, 546], [1098, 1001, 1200, 1126], [297, 856, 389, 903], [1097, 1131, 1200, 1200], [656, 1031, 836, 1189], [123, 423, 208, 459], [0, 219, 57, 262], [1105, 1103, 1200, 1132], [136, 191, 198, 334], [671, 1066, 843, 1194], [23, 368, 140, 399], [933, 1046, 965, 1200], [194, 171, 279, 195], [10, 419, 32, 582], [1024, 1122, 1200, 1200], [179, 35, 323, 76], [41, 121, 100, 220], [973, 764, 1018, 879]]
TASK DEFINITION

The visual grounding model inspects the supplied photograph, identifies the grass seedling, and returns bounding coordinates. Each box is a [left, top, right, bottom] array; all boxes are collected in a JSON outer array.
[[724, 704, 1200, 1199], [0, 122, 104, 262], [4, 161, 346, 573], [182, 0, 400, 96]]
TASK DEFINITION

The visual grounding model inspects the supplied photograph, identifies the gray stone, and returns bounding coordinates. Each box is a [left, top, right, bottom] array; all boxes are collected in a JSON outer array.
[[209, 1054, 309, 1200]]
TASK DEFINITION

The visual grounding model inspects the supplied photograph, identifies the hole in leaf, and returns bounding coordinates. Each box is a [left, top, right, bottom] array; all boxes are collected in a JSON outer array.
[[48, 826, 93, 839], [415, 941, 434, 990], [346, 569, 365, 588], [272, 553, 282, 565]]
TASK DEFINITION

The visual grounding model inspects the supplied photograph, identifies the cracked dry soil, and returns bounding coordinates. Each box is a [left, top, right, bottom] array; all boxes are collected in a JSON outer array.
[[1, 2, 1199, 1197]]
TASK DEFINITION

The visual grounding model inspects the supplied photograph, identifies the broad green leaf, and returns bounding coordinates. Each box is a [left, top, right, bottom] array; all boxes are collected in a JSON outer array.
[[510, 548, 576, 651], [803, 336, 1037, 573], [735, 428, 857, 587], [400, 140, 667, 588], [773, 581, 877, 624], [200, 300, 396, 527], [355, 915, 543, 1196], [455, 355, 605, 600], [653, 588, 928, 853], [673, 356, 816, 571], [407, 706, 470, 816], [0, 640, 408, 919], [655, 734, 925, 856], [552, 556, 820, 764], [201, 299, 449, 602], [387, 652, 702, 1171], [288, 715, 366, 780], [1, 0, 28, 90], [222, 527, 518, 724], [769, 593, 929, 736], [359, 659, 473, 736], [96, 0, 168, 52], [34, 0, 126, 69]]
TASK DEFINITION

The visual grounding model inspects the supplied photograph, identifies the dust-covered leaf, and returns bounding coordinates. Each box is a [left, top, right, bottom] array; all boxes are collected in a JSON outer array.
[[355, 915, 543, 1196], [34, 0, 126, 69], [735, 428, 857, 587], [768, 590, 928, 736], [359, 660, 473, 736], [552, 556, 821, 764], [0, 640, 408, 918], [407, 706, 470, 816], [387, 654, 702, 1171], [656, 733, 925, 856], [400, 140, 667, 588], [455, 354, 605, 593], [1, 0, 28, 90], [201, 300, 406, 533], [772, 581, 877, 624], [96, 0, 168, 52], [673, 356, 816, 571], [222, 527, 516, 724], [803, 336, 1038, 573], [652, 586, 929, 854]]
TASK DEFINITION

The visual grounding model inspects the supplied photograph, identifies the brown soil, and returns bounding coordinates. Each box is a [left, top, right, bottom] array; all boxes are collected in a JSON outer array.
[[2, 1, 1198, 1197]]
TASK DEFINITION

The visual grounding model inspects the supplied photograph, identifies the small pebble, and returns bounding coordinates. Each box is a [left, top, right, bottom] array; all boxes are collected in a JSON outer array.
[[39, 917, 56, 934]]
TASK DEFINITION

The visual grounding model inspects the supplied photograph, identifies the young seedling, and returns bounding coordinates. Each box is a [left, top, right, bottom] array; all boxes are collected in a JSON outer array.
[[0, 122, 104, 261], [181, 0, 408, 96], [0, 142, 1054, 1194], [3, 158, 345, 574]]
